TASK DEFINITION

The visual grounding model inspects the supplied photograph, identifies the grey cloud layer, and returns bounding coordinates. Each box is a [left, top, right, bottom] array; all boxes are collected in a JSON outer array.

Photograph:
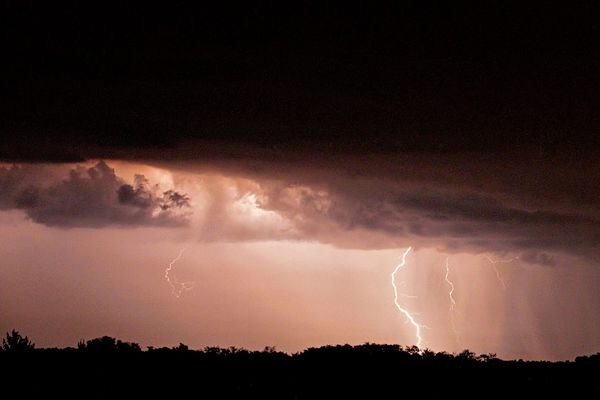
[[2, 151, 599, 265], [253, 173, 600, 263], [174, 149, 598, 264], [0, 161, 190, 227]]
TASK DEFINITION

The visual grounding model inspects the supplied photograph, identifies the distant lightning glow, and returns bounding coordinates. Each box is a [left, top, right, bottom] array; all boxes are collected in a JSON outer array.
[[391, 246, 424, 348], [484, 255, 518, 291], [164, 247, 194, 298], [443, 257, 459, 345]]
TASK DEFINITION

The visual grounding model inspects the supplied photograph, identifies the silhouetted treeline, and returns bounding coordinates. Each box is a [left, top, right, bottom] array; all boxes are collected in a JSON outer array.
[[1, 331, 598, 399]]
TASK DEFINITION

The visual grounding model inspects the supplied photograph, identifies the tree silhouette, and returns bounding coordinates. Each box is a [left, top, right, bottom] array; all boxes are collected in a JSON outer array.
[[1, 330, 598, 397], [77, 336, 141, 353], [1, 330, 34, 352]]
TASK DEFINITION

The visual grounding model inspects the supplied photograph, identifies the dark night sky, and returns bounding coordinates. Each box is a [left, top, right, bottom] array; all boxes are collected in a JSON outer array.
[[3, 2, 600, 161]]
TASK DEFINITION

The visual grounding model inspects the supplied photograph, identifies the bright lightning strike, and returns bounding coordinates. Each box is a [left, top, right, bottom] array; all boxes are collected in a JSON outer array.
[[391, 246, 424, 349], [443, 257, 459, 345], [484, 255, 518, 291], [444, 257, 456, 311], [164, 247, 195, 298]]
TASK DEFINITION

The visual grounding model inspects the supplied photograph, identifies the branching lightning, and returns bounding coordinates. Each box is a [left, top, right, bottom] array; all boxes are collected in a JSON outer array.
[[484, 255, 518, 291], [391, 246, 424, 348], [443, 257, 459, 345], [164, 247, 195, 298]]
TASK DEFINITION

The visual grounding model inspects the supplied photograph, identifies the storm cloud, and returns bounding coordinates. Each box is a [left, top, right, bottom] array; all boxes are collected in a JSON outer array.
[[1, 1, 599, 266], [151, 147, 600, 265], [250, 171, 600, 264], [0, 161, 191, 227], [2, 151, 599, 267]]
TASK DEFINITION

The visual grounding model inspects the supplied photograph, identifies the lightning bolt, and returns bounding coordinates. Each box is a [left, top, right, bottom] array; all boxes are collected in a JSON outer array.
[[391, 246, 424, 349], [443, 257, 459, 345], [443, 257, 456, 311], [484, 255, 518, 291], [164, 247, 195, 298]]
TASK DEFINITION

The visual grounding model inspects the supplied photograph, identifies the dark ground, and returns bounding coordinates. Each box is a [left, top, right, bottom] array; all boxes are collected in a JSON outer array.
[[1, 335, 598, 399]]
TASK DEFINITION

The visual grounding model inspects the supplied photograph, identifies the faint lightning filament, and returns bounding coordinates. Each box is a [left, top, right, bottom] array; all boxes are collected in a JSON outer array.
[[164, 247, 194, 298], [444, 257, 459, 345], [391, 246, 424, 348], [484, 255, 518, 291]]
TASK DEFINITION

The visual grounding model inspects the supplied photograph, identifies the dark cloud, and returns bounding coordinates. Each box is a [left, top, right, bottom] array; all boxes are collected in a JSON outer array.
[[226, 158, 600, 263], [0, 164, 61, 209], [1, 155, 599, 264], [2, 3, 600, 163], [1, 3, 599, 264], [117, 174, 190, 213], [160, 190, 191, 210], [117, 183, 153, 209], [520, 252, 556, 267], [0, 161, 191, 228]]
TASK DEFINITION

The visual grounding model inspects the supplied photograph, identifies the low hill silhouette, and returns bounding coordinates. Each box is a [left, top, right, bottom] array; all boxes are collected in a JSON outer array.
[[1, 331, 598, 399]]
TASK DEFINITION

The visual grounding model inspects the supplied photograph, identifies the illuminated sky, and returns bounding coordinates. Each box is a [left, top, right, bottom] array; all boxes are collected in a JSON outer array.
[[0, 159, 598, 360], [1, 4, 600, 360]]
